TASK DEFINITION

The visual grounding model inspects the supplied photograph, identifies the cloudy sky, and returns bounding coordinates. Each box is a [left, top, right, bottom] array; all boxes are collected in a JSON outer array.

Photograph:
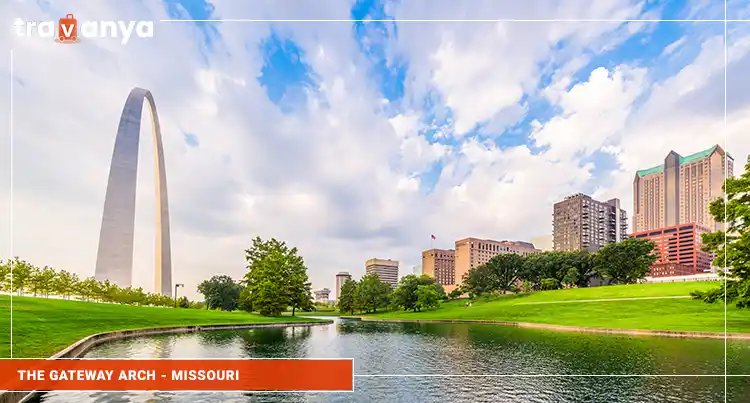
[[1, 0, 749, 299]]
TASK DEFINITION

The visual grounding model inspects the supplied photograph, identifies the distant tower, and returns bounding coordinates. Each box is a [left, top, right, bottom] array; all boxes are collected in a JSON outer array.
[[365, 258, 399, 288], [94, 87, 173, 296], [335, 272, 352, 301]]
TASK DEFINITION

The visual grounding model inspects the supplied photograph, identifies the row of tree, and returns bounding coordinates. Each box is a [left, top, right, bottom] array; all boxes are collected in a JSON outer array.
[[196, 237, 315, 317], [0, 257, 202, 308], [461, 238, 658, 297], [338, 273, 447, 314]]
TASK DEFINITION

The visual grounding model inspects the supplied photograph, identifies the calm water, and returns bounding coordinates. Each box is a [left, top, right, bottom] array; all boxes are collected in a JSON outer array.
[[39, 318, 750, 403]]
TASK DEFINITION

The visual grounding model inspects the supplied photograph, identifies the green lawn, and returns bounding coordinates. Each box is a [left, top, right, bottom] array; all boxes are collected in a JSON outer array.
[[0, 295, 325, 359], [367, 281, 750, 334]]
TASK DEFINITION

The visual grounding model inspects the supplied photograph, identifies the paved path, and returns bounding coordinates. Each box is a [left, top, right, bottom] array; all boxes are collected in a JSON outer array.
[[514, 295, 692, 305]]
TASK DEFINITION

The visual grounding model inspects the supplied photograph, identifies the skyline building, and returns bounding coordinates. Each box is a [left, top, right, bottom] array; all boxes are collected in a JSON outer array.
[[334, 272, 351, 301], [633, 144, 732, 233], [422, 249, 456, 286], [365, 258, 399, 288], [553, 194, 627, 252], [454, 238, 541, 288], [94, 87, 173, 297], [313, 288, 331, 304], [630, 222, 713, 276]]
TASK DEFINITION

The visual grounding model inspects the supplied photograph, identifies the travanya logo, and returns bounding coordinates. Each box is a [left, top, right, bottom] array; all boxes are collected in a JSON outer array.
[[13, 14, 153, 45]]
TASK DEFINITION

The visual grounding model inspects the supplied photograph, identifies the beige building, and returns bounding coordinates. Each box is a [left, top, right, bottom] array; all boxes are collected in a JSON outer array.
[[422, 249, 456, 286], [454, 238, 541, 286], [313, 288, 331, 304], [334, 272, 351, 301], [553, 194, 628, 252], [633, 144, 733, 233], [530, 235, 553, 252], [365, 258, 399, 288]]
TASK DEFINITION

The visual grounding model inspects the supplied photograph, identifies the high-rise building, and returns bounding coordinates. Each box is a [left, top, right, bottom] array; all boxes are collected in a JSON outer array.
[[629, 223, 713, 276], [313, 288, 331, 304], [422, 249, 456, 286], [365, 259, 399, 288], [334, 272, 351, 301], [553, 194, 628, 252], [633, 144, 733, 233], [454, 238, 541, 287]]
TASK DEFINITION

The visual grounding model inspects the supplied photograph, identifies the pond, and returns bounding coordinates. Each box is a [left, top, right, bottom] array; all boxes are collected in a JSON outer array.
[[38, 318, 750, 402]]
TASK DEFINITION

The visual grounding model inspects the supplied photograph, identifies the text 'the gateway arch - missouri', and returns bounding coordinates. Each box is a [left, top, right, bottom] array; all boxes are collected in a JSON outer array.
[[94, 87, 173, 297]]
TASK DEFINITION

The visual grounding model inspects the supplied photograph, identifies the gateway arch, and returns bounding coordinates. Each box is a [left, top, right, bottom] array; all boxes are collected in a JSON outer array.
[[94, 87, 173, 297]]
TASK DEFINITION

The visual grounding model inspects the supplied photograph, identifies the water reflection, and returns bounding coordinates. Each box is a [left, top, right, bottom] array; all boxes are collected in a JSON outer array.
[[36, 319, 750, 403]]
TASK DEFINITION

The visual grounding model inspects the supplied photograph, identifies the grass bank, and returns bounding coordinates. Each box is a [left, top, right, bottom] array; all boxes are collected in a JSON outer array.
[[0, 295, 325, 358], [366, 281, 750, 334]]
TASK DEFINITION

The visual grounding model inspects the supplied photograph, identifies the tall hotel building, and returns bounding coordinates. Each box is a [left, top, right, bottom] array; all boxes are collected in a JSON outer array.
[[365, 259, 399, 288], [334, 271, 351, 301], [633, 145, 732, 232], [422, 249, 455, 286], [553, 194, 628, 252]]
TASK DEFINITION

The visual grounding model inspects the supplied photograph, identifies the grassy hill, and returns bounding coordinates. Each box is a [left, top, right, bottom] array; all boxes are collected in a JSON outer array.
[[0, 295, 323, 359], [367, 281, 750, 334]]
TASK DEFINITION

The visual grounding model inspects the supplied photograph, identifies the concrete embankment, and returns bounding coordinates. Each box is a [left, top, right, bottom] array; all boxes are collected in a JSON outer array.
[[342, 316, 750, 340], [0, 321, 331, 403]]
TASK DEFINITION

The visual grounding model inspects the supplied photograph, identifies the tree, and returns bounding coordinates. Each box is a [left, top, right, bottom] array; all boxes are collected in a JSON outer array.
[[10, 257, 32, 296], [237, 287, 253, 312], [0, 260, 9, 292], [392, 274, 444, 311], [540, 277, 560, 290], [562, 268, 580, 288], [52, 270, 78, 299], [693, 155, 750, 308], [243, 237, 313, 317], [178, 296, 190, 308], [594, 238, 657, 284], [197, 275, 242, 311], [354, 273, 391, 313], [414, 285, 440, 311], [462, 253, 524, 296], [337, 279, 357, 314], [448, 288, 463, 300], [37, 266, 58, 297]]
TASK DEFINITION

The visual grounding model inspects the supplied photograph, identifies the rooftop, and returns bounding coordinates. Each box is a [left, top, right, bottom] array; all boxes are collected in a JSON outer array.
[[636, 145, 728, 178]]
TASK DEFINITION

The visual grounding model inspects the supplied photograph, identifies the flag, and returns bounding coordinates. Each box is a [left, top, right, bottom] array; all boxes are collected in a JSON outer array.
[[431, 234, 436, 240]]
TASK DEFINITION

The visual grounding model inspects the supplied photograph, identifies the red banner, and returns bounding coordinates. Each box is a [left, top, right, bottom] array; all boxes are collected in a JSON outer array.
[[0, 359, 352, 391]]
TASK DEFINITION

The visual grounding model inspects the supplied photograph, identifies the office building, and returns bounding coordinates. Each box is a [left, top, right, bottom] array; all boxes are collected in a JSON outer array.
[[334, 272, 351, 301], [313, 288, 331, 304], [630, 223, 713, 276], [633, 144, 733, 233], [553, 194, 628, 252], [422, 249, 456, 286], [454, 238, 541, 287], [365, 258, 399, 288]]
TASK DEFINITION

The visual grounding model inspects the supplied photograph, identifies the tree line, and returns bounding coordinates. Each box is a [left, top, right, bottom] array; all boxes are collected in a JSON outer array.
[[0, 257, 202, 308], [196, 237, 315, 316], [460, 237, 658, 297], [337, 273, 447, 314]]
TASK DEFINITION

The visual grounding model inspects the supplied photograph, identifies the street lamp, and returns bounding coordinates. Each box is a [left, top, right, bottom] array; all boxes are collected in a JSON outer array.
[[174, 283, 184, 308]]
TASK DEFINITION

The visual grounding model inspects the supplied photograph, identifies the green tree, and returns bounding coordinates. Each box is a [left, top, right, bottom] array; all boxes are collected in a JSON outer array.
[[562, 267, 580, 288], [594, 238, 657, 284], [237, 287, 254, 312], [337, 279, 357, 314], [693, 156, 750, 308], [10, 257, 32, 296], [391, 274, 443, 311], [462, 253, 525, 295], [243, 237, 313, 317], [37, 266, 58, 297], [354, 273, 391, 313], [0, 260, 9, 292], [414, 284, 440, 311], [53, 270, 78, 299], [448, 288, 463, 300], [178, 296, 190, 308], [197, 275, 242, 311], [540, 277, 560, 290]]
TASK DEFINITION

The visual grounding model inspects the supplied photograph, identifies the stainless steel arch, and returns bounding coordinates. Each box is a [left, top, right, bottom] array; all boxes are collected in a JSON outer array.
[[94, 87, 173, 297]]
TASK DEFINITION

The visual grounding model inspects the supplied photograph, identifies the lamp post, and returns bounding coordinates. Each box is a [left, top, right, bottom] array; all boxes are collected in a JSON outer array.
[[174, 283, 184, 308]]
